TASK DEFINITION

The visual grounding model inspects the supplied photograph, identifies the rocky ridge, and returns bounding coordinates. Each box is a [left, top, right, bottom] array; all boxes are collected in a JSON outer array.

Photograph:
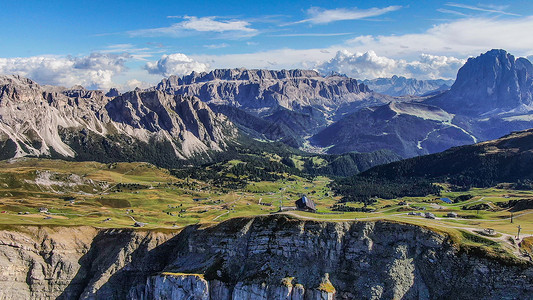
[[152, 68, 395, 138], [154, 68, 374, 112], [0, 75, 236, 163], [0, 215, 531, 300]]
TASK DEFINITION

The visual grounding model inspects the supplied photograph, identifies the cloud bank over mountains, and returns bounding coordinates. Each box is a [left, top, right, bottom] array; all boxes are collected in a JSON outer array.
[[316, 50, 466, 80], [145, 53, 209, 77], [0, 53, 129, 90]]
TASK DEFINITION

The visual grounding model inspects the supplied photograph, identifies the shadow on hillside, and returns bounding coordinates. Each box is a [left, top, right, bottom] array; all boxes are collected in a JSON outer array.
[[56, 225, 199, 300]]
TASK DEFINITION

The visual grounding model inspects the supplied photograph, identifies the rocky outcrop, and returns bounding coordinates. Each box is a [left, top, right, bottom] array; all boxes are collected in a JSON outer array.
[[362, 76, 453, 96], [143, 273, 334, 300], [145, 274, 209, 300], [0, 215, 531, 300], [0, 75, 236, 164]]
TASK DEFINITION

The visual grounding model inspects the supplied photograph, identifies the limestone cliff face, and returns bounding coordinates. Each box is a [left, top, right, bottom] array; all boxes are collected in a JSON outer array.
[[0, 75, 236, 162], [0, 216, 532, 300]]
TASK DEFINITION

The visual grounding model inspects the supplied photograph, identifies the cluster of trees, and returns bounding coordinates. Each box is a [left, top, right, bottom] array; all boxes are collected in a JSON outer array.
[[330, 204, 375, 212], [172, 155, 308, 189], [300, 150, 400, 177], [330, 176, 441, 204], [453, 194, 474, 203], [509, 180, 533, 190]]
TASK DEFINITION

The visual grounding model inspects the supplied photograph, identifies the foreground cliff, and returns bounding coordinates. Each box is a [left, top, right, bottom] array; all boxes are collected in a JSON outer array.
[[0, 216, 532, 299]]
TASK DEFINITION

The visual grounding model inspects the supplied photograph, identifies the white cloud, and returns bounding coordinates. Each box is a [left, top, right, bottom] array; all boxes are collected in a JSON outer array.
[[192, 47, 337, 70], [295, 6, 401, 24], [129, 16, 257, 38], [445, 2, 520, 16], [189, 16, 533, 75], [98, 43, 163, 61], [181, 16, 255, 32], [269, 32, 354, 37], [437, 8, 471, 17], [145, 53, 209, 77], [204, 43, 229, 49], [124, 79, 153, 90], [0, 53, 130, 89], [316, 50, 465, 79], [344, 17, 533, 58]]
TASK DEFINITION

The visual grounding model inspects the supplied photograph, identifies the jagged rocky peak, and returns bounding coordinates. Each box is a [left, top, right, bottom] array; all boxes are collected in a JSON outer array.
[[105, 87, 120, 97], [0, 75, 45, 103], [0, 75, 237, 163], [62, 85, 108, 99], [160, 68, 324, 86], [432, 49, 533, 115]]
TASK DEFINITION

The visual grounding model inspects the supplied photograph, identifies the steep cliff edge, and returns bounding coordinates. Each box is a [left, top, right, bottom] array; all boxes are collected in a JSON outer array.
[[0, 216, 531, 299]]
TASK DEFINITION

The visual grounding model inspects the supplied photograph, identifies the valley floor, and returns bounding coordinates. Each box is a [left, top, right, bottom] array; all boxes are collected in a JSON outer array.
[[0, 158, 532, 261]]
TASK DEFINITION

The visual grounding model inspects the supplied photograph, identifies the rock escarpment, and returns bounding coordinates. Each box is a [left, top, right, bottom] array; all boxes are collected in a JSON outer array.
[[0, 215, 532, 299], [0, 75, 236, 164], [154, 69, 375, 112]]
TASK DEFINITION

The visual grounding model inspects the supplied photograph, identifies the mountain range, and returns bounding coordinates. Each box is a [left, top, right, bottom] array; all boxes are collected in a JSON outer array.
[[312, 49, 533, 157], [0, 75, 236, 166], [153, 69, 395, 145], [1, 49, 532, 164]]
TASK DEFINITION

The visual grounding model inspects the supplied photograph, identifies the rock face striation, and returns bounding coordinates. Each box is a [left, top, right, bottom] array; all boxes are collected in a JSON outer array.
[[0, 215, 531, 300], [362, 76, 453, 97], [0, 75, 236, 165]]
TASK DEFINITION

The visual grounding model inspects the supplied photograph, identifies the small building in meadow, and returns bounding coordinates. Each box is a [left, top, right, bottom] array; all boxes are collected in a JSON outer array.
[[447, 212, 458, 218], [295, 195, 316, 212]]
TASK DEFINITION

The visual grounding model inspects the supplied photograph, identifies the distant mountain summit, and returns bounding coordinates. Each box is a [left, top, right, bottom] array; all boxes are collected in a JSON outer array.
[[363, 76, 453, 96], [429, 49, 533, 116]]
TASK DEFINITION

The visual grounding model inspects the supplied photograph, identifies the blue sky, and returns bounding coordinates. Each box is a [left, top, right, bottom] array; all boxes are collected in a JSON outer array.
[[1, 0, 533, 90]]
